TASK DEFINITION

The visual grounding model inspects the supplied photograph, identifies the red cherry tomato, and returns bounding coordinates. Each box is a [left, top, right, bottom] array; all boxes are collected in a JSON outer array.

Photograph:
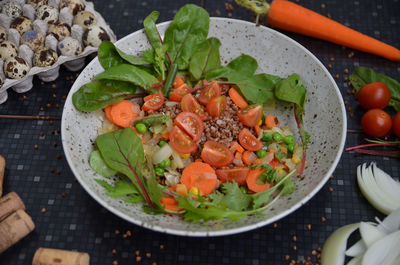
[[198, 81, 221, 105], [357, 82, 391, 110], [237, 104, 263, 127], [181, 93, 208, 121], [174, 112, 205, 142], [169, 84, 190, 102], [201, 141, 234, 168], [392, 112, 400, 138], [206, 96, 226, 117], [215, 167, 250, 185], [169, 125, 198, 154], [238, 128, 263, 151], [142, 91, 164, 111], [361, 109, 392, 137]]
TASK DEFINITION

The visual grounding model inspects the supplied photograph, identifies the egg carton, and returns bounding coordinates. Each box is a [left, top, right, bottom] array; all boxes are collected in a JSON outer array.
[[0, 0, 116, 104]]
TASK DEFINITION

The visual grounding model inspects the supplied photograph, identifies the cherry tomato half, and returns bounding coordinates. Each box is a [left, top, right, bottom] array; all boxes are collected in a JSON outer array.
[[357, 82, 391, 110], [169, 125, 198, 154], [169, 84, 190, 102], [206, 96, 226, 117], [361, 109, 392, 137], [181, 93, 208, 121], [237, 104, 263, 127], [198, 81, 221, 105], [174, 112, 205, 142], [392, 112, 400, 138], [238, 128, 263, 151], [201, 141, 234, 168], [142, 91, 164, 111], [215, 167, 250, 185]]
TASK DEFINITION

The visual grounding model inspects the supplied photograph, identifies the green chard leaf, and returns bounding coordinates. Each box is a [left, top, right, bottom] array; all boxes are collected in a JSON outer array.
[[189, 38, 221, 80], [205, 54, 258, 80], [164, 4, 210, 70], [234, 73, 276, 105], [89, 150, 117, 177], [95, 179, 143, 202], [275, 73, 307, 108], [72, 80, 136, 112], [350, 66, 400, 111], [143, 11, 163, 50]]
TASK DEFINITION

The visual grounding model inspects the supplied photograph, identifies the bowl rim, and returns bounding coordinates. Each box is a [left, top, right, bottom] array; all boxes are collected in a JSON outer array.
[[62, 17, 347, 237]]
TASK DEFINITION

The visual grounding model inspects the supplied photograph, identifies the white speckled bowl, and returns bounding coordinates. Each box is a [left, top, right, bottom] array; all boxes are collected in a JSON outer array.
[[62, 18, 346, 236]]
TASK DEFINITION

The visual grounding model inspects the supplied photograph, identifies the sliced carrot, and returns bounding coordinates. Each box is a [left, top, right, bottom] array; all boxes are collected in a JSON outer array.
[[228, 88, 248, 109], [236, 143, 245, 153], [254, 125, 262, 137], [246, 167, 270, 193], [173, 76, 185, 88], [180, 162, 217, 196], [108, 100, 140, 128], [175, 184, 188, 197], [161, 131, 170, 140], [267, 0, 400, 61], [195, 158, 203, 163], [265, 115, 280, 129], [242, 150, 257, 165], [160, 196, 183, 212], [235, 151, 242, 160], [280, 146, 288, 154], [230, 141, 245, 153], [104, 105, 114, 123]]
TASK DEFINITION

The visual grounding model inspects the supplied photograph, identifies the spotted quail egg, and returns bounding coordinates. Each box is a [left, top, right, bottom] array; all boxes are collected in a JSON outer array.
[[48, 22, 71, 41], [33, 47, 58, 67], [1, 2, 22, 19], [57, 36, 82, 56], [21, 30, 45, 51], [10, 16, 34, 35], [35, 5, 59, 24], [27, 0, 49, 8], [59, 0, 85, 15], [4, 56, 30, 79], [0, 40, 18, 61], [0, 26, 7, 42], [73, 11, 96, 29], [82, 25, 110, 47]]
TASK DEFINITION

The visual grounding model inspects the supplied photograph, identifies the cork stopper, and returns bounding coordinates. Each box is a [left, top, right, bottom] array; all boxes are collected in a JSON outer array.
[[0, 155, 4, 197], [32, 248, 90, 265], [0, 191, 26, 222], [0, 209, 35, 254]]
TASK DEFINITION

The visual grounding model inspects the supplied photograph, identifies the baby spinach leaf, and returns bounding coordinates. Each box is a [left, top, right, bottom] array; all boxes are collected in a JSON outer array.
[[95, 179, 143, 201], [275, 73, 307, 108], [189, 38, 221, 80], [72, 80, 136, 112], [234, 73, 276, 105], [94, 64, 159, 91], [205, 54, 258, 81], [143, 11, 162, 50], [89, 150, 117, 177], [164, 4, 209, 70], [350, 66, 400, 111]]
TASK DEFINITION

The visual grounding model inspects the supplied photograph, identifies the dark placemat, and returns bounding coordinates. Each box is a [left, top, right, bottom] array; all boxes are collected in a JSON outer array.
[[0, 0, 399, 264]]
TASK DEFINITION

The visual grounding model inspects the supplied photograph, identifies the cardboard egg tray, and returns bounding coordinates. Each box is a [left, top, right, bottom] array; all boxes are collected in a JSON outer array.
[[0, 0, 116, 104]]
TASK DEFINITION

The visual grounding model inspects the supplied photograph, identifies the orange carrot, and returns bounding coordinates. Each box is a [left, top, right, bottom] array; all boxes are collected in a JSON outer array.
[[108, 100, 140, 128], [242, 150, 257, 165], [246, 167, 271, 193], [180, 162, 218, 196], [234, 151, 242, 160], [267, 0, 400, 61], [160, 196, 183, 212], [228, 88, 248, 109], [161, 131, 170, 140], [104, 105, 114, 123], [265, 115, 280, 129], [173, 76, 185, 88], [230, 141, 245, 153], [254, 125, 262, 137]]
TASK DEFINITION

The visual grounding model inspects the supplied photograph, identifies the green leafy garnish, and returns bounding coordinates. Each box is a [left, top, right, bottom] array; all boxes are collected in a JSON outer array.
[[89, 150, 117, 178], [189, 37, 221, 80]]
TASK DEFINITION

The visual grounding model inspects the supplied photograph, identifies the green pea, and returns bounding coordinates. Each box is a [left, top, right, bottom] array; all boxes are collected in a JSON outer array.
[[159, 159, 171, 168], [159, 140, 167, 147], [257, 149, 267, 158], [283, 135, 295, 145], [155, 167, 165, 176], [272, 132, 282, 142], [262, 133, 272, 142], [240, 186, 248, 194], [287, 143, 294, 153], [135, 123, 147, 134]]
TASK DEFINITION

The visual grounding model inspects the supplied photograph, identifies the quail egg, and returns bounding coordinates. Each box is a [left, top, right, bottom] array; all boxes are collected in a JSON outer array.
[[21, 30, 45, 51], [57, 36, 82, 56], [35, 5, 59, 24], [1, 2, 22, 19], [73, 10, 97, 29], [4, 56, 30, 79], [48, 22, 71, 40], [59, 0, 85, 15], [33, 47, 58, 67], [0, 26, 7, 42], [27, 0, 49, 8], [82, 25, 110, 47], [0, 40, 18, 61], [10, 16, 33, 35]]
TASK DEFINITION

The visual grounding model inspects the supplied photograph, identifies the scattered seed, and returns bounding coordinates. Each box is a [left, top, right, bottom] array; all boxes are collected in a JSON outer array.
[[40, 107, 44, 111], [112, 261, 118, 265], [348, 52, 355, 58], [344, 76, 348, 81], [34, 144, 38, 149], [329, 57, 335, 62], [126, 230, 132, 236], [328, 187, 333, 192], [350, 113, 354, 118], [49, 120, 54, 125], [273, 223, 277, 228], [293, 245, 297, 251], [50, 168, 55, 173], [215, 9, 221, 15], [112, 249, 117, 255], [57, 128, 61, 134], [40, 132, 44, 136], [327, 64, 332, 68], [285, 255, 290, 260], [55, 104, 60, 108], [51, 84, 56, 89], [321, 3, 326, 8], [61, 192, 66, 197], [41, 207, 46, 213], [40, 81, 44, 85], [292, 236, 297, 242], [46, 103, 51, 108], [146, 253, 151, 258], [53, 141, 57, 147], [348, 106, 352, 111], [52, 94, 57, 98], [227, 12, 232, 18], [335, 74, 339, 79], [136, 256, 142, 262], [306, 256, 311, 261], [312, 250, 317, 255], [56, 170, 61, 175], [135, 250, 140, 255], [344, 69, 349, 74], [152, 263, 157, 265], [317, 248, 321, 252], [306, 224, 312, 230], [62, 95, 66, 100], [346, 90, 351, 95], [159, 245, 164, 249], [327, 13, 331, 18], [321, 217, 326, 222], [122, 234, 127, 238], [115, 229, 120, 235], [347, 81, 352, 87], [23, 95, 27, 100]]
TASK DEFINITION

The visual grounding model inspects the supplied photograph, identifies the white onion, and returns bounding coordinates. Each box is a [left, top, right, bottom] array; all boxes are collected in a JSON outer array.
[[171, 150, 184, 169], [359, 222, 386, 248], [346, 256, 362, 265], [153, 144, 173, 164], [361, 230, 400, 265], [165, 169, 180, 186]]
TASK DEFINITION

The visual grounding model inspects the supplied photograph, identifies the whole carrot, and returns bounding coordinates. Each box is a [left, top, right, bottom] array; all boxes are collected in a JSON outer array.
[[235, 0, 400, 61]]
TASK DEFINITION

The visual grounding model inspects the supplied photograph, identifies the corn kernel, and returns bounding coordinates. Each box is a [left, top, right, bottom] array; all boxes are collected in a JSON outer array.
[[292, 156, 301, 164], [189, 187, 199, 195], [176, 184, 188, 196], [277, 168, 285, 175], [258, 119, 262, 126], [179, 153, 190, 159]]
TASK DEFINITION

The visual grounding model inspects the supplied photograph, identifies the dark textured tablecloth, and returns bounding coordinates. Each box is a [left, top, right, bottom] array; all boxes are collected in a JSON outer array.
[[0, 0, 399, 264]]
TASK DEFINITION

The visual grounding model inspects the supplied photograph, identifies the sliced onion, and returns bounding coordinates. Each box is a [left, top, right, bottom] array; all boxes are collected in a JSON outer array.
[[345, 240, 367, 257], [359, 222, 386, 248], [361, 230, 400, 265], [165, 169, 180, 186], [346, 255, 362, 265], [153, 144, 173, 164], [171, 150, 184, 169]]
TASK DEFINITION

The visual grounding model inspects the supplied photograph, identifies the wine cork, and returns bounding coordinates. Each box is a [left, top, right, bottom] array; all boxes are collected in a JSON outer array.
[[0, 209, 35, 254], [0, 155, 5, 197], [32, 248, 90, 265], [0, 192, 26, 222]]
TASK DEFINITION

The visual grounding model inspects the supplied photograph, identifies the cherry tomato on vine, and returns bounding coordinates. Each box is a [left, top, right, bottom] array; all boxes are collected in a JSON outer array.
[[361, 109, 392, 137], [392, 112, 400, 138], [357, 82, 391, 110]]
